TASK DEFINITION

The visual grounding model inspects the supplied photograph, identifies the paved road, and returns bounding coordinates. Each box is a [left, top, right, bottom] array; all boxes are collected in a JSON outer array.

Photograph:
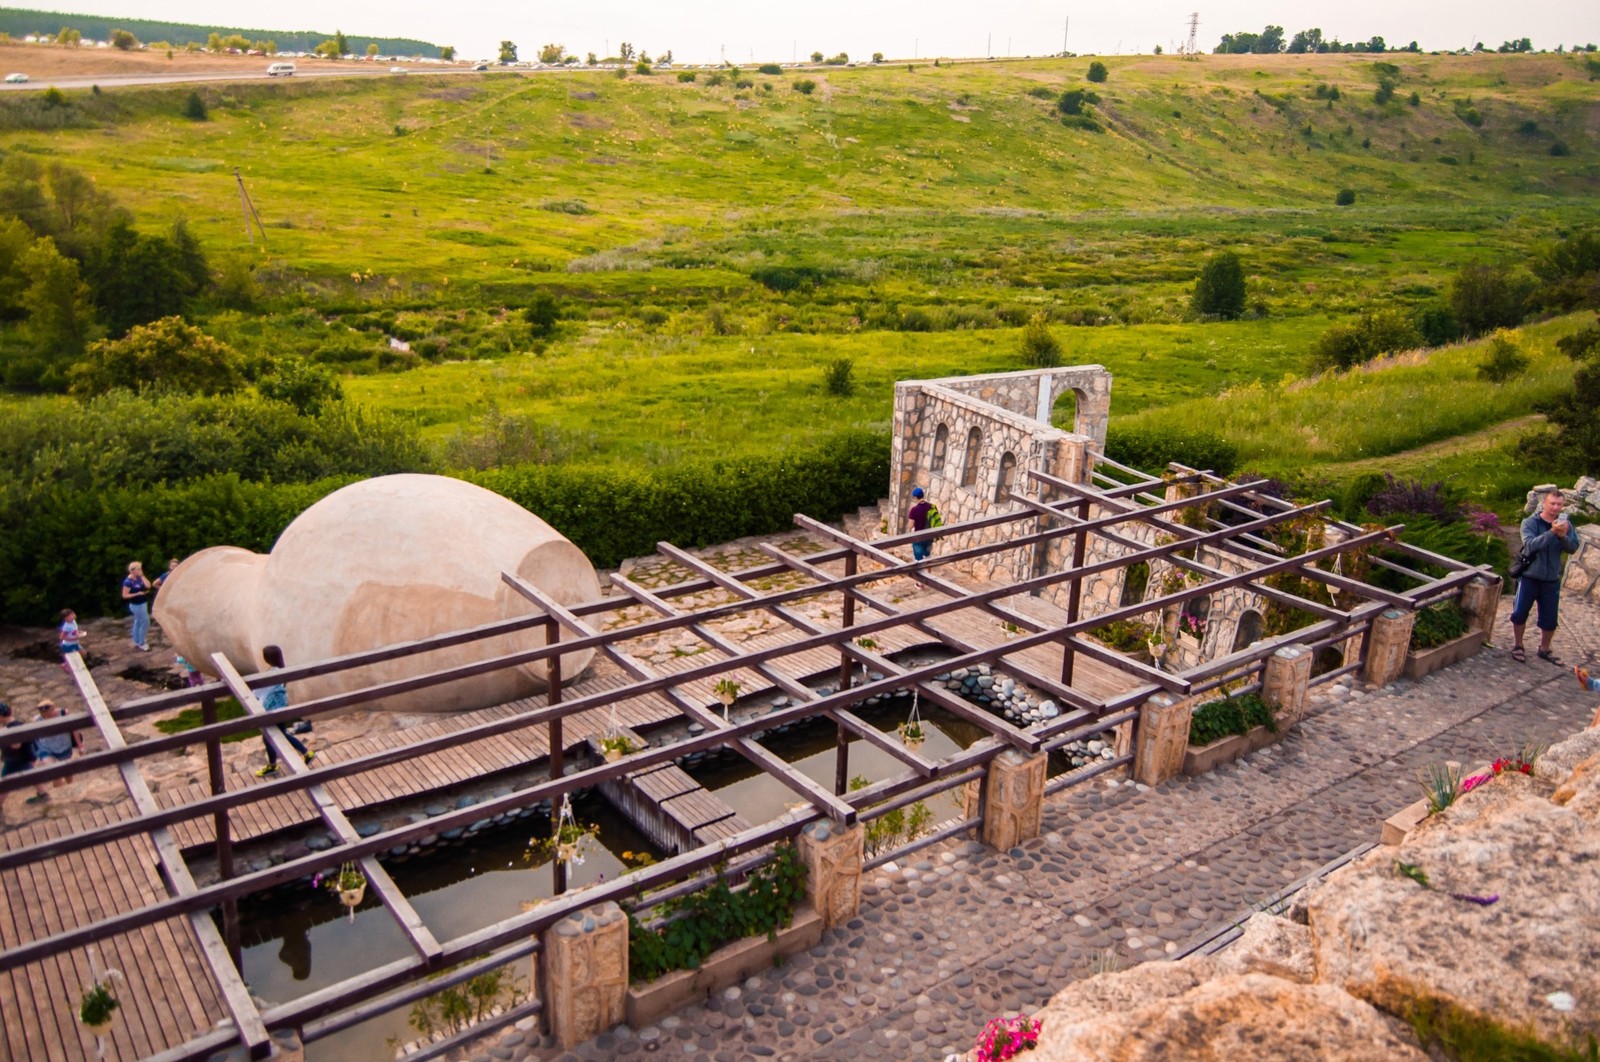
[[0, 66, 489, 91], [468, 595, 1600, 1061]]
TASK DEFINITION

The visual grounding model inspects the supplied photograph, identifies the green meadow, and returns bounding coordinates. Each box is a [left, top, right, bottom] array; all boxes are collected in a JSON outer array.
[[2, 50, 1598, 499]]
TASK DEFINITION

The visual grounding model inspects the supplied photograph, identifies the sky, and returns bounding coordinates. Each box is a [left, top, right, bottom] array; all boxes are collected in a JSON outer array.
[[24, 0, 1600, 63]]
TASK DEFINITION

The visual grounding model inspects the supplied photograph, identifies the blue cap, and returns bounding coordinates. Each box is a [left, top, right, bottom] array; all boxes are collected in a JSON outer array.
[[912, 487, 925, 498]]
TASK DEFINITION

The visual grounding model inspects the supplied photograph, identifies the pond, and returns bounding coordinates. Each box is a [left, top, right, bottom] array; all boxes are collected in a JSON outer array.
[[232, 793, 661, 1060]]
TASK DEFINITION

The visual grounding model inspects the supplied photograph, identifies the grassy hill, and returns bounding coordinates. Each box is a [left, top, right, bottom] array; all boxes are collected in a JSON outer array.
[[0, 51, 1595, 499]]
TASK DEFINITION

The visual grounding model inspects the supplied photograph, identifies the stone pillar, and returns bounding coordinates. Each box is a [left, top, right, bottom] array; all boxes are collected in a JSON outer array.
[[1133, 693, 1194, 787], [1363, 608, 1415, 687], [965, 748, 1047, 852], [1458, 574, 1504, 634], [540, 902, 629, 1049], [1262, 644, 1312, 729], [796, 820, 863, 930]]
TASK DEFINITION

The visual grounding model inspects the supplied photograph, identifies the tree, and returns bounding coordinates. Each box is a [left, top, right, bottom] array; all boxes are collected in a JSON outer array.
[[1256, 26, 1286, 53], [20, 237, 97, 375], [110, 29, 138, 51], [440, 46, 455, 61], [56, 27, 81, 46], [206, 32, 222, 52], [1450, 263, 1532, 337], [314, 39, 341, 59], [498, 40, 517, 64], [1215, 31, 1260, 54], [1020, 312, 1062, 367], [619, 42, 634, 61], [87, 220, 208, 338], [256, 356, 343, 415], [524, 291, 562, 337], [811, 51, 824, 63], [1087, 60, 1108, 82], [334, 30, 348, 55], [1287, 28, 1324, 53], [586, 52, 597, 65], [183, 91, 207, 121], [0, 216, 37, 318], [366, 43, 379, 57], [1521, 316, 1600, 472], [538, 43, 564, 64], [1191, 253, 1246, 320], [872, 52, 884, 63], [69, 316, 244, 397], [660, 50, 673, 64], [1307, 310, 1422, 372]]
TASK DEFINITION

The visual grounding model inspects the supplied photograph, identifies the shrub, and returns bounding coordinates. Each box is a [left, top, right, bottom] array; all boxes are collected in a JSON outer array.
[[1191, 252, 1246, 320], [1019, 311, 1062, 367], [183, 91, 207, 121], [69, 317, 244, 397], [1550, 140, 1571, 157], [793, 79, 816, 94], [823, 356, 855, 396], [1414, 305, 1460, 346], [758, 63, 782, 75], [1087, 60, 1108, 83], [1307, 309, 1423, 373], [1026, 86, 1056, 100], [676, 71, 696, 82], [627, 843, 807, 982], [1410, 601, 1470, 650], [1334, 188, 1356, 205], [1450, 263, 1533, 337], [1476, 330, 1530, 382], [1057, 88, 1095, 115], [1103, 425, 1239, 476], [524, 291, 562, 337], [1188, 692, 1274, 746], [634, 62, 651, 75], [749, 265, 825, 292], [1087, 619, 1154, 653], [1365, 474, 1460, 522], [1060, 114, 1104, 133]]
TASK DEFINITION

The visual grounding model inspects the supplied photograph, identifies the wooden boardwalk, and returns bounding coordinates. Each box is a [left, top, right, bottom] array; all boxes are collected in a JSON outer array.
[[0, 572, 1140, 1061]]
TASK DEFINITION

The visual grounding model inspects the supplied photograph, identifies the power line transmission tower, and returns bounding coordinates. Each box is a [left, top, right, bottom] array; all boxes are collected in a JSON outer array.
[[1185, 13, 1200, 59]]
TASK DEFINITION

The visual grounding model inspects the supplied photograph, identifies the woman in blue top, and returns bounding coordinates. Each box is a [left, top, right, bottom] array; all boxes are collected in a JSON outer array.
[[122, 561, 153, 652], [1509, 489, 1580, 664]]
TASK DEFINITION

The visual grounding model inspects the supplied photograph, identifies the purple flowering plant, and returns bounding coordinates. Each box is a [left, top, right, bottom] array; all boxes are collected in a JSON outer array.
[[973, 1014, 1041, 1061]]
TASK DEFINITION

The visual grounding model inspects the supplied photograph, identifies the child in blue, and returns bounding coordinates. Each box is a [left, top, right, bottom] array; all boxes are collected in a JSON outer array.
[[255, 645, 313, 777], [58, 609, 82, 670]]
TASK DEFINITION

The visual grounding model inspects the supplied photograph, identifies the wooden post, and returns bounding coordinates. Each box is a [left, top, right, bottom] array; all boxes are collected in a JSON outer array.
[[547, 617, 565, 899], [835, 555, 856, 796], [1061, 498, 1090, 684], [201, 695, 240, 965]]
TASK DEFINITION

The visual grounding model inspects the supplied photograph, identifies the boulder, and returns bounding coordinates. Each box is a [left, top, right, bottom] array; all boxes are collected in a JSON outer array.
[[1209, 912, 1315, 984], [1030, 972, 1426, 1061], [1308, 782, 1600, 1050]]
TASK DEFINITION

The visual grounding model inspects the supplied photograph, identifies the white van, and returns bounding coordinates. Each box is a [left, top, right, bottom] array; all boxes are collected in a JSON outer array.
[[266, 62, 296, 77]]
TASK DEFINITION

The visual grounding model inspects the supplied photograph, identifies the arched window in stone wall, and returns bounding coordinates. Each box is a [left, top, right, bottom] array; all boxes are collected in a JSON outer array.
[[1231, 609, 1264, 652], [1120, 560, 1150, 607], [930, 424, 949, 473], [1179, 594, 1211, 641], [960, 428, 982, 488], [1313, 646, 1346, 678], [994, 452, 1017, 503]]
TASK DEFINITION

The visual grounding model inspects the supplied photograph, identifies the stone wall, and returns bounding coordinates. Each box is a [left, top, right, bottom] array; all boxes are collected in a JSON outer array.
[[1564, 525, 1600, 602]]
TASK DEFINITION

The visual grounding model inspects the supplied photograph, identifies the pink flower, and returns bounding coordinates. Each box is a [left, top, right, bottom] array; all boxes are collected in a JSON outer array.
[[1460, 773, 1492, 793]]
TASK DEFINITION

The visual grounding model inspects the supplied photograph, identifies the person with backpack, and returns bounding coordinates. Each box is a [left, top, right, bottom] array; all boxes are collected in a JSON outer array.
[[1509, 488, 1579, 664], [906, 487, 941, 561]]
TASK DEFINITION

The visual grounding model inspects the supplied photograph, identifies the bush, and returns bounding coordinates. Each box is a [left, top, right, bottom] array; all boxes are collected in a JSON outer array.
[[1334, 188, 1356, 205], [758, 63, 782, 75], [524, 291, 562, 337], [1415, 305, 1461, 346], [1476, 330, 1530, 381], [1191, 252, 1246, 320], [1057, 88, 1097, 116], [1450, 263, 1533, 338], [1365, 474, 1459, 521], [1550, 140, 1571, 157], [1087, 619, 1154, 653], [749, 265, 825, 292], [1188, 693, 1274, 746], [823, 357, 854, 396], [1103, 425, 1239, 476], [1019, 311, 1061, 367], [676, 71, 696, 82], [1410, 601, 1470, 650], [183, 91, 207, 121], [793, 79, 816, 94], [69, 317, 244, 397], [1087, 61, 1108, 83], [1307, 309, 1423, 373]]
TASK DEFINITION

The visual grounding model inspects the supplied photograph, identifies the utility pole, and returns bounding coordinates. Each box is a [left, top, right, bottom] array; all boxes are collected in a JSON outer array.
[[987, 33, 991, 58], [1063, 18, 1069, 57]]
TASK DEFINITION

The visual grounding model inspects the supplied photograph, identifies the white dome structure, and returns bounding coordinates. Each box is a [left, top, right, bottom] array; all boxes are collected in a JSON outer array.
[[154, 474, 600, 713]]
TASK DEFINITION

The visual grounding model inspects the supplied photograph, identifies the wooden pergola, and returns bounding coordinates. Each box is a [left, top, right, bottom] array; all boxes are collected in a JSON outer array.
[[0, 454, 1487, 1061]]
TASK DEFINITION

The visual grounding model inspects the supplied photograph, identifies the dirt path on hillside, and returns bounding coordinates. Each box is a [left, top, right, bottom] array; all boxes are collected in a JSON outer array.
[[1319, 414, 1545, 476]]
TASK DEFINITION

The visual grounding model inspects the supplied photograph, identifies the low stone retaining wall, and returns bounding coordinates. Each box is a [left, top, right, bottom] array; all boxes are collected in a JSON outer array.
[[1403, 629, 1485, 681], [1182, 724, 1279, 777]]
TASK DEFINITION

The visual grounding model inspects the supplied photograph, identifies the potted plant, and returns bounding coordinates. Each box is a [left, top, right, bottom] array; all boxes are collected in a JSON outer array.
[[600, 733, 637, 763], [856, 635, 879, 651], [326, 862, 367, 918], [1177, 611, 1206, 642], [713, 678, 740, 706], [898, 694, 926, 750], [79, 979, 119, 1035]]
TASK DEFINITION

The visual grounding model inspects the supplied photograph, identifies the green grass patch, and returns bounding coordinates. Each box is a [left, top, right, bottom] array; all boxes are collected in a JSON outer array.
[[152, 698, 257, 742]]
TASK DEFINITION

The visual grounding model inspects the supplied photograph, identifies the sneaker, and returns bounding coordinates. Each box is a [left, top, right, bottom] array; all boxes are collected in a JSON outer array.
[[302, 749, 315, 766], [255, 764, 278, 778], [136, 644, 151, 653]]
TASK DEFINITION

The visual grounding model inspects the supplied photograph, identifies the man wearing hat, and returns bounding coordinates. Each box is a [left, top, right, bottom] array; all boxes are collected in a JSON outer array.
[[907, 487, 936, 561]]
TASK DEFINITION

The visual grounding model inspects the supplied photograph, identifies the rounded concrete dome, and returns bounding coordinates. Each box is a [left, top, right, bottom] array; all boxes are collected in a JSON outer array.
[[156, 474, 600, 713]]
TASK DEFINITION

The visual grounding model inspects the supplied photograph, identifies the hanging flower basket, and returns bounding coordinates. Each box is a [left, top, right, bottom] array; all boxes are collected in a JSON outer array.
[[556, 840, 580, 862], [322, 861, 368, 921], [600, 733, 637, 763], [528, 795, 596, 866], [79, 979, 119, 1035], [899, 691, 926, 750], [713, 678, 741, 707]]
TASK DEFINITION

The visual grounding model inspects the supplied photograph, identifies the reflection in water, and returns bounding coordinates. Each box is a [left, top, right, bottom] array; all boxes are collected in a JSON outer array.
[[232, 793, 659, 1060]]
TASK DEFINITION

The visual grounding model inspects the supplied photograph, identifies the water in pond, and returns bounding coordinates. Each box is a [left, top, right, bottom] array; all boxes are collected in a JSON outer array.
[[684, 696, 985, 824], [233, 793, 660, 1061]]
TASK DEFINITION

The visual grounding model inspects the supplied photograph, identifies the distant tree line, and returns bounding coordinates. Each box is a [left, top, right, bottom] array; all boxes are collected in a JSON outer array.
[[0, 8, 443, 56], [1216, 26, 1596, 55]]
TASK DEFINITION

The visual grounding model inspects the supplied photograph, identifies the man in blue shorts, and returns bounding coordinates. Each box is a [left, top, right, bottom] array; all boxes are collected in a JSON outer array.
[[1509, 488, 1579, 664]]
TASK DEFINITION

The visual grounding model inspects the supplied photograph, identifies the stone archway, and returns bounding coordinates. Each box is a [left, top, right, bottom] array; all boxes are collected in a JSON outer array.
[[1231, 609, 1264, 652]]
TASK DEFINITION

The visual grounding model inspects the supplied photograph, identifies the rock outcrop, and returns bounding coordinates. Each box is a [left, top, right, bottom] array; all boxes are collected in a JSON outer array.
[[1017, 724, 1600, 1060]]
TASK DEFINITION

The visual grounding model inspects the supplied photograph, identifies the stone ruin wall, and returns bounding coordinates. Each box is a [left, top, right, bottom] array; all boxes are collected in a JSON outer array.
[[892, 365, 1363, 672]]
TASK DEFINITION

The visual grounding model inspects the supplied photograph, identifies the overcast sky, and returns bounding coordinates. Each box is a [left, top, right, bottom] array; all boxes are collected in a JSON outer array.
[[29, 0, 1600, 62]]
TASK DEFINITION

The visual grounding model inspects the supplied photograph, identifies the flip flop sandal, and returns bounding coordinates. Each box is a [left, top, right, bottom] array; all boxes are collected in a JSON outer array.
[[1537, 649, 1561, 664], [1510, 647, 1526, 662]]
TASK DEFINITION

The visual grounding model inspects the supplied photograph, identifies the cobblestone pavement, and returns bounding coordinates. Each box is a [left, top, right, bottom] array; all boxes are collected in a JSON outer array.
[[463, 594, 1600, 1062]]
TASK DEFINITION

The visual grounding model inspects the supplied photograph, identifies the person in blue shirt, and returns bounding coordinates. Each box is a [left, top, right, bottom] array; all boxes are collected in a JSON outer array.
[[1509, 489, 1581, 664], [255, 644, 313, 777], [121, 561, 153, 652]]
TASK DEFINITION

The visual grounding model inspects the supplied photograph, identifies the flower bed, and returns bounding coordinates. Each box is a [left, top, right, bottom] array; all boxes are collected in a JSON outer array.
[[1184, 693, 1278, 777], [1404, 600, 1482, 680]]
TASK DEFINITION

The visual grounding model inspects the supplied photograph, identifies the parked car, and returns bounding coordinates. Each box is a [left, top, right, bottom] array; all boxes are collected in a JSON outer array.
[[4, 73, 29, 83], [473, 62, 489, 71], [389, 66, 407, 74]]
